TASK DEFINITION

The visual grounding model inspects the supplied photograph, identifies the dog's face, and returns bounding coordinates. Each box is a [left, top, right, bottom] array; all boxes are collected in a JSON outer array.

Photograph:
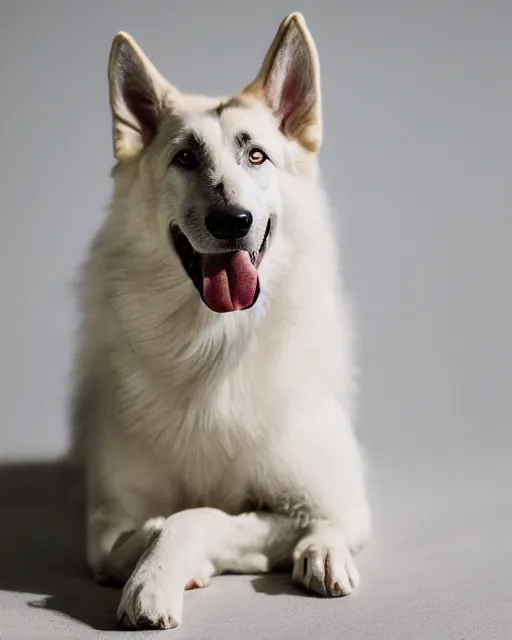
[[108, 13, 322, 313]]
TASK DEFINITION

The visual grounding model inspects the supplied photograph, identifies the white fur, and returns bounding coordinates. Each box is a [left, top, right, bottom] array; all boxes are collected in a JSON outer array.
[[70, 12, 371, 630]]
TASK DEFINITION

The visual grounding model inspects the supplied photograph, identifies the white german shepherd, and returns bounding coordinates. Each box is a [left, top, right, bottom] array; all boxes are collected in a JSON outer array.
[[70, 12, 371, 630]]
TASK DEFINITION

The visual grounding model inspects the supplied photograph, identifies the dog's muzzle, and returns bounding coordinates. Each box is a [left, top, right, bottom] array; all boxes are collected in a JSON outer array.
[[170, 220, 271, 313]]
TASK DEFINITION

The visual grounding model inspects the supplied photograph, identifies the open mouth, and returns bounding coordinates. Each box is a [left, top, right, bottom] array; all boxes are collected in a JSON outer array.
[[170, 220, 271, 313]]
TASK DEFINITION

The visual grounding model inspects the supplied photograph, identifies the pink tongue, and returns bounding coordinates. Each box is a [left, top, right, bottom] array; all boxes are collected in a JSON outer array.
[[202, 251, 258, 313]]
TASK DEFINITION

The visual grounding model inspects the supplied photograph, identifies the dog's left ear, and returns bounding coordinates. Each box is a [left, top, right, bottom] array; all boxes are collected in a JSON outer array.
[[242, 13, 322, 153]]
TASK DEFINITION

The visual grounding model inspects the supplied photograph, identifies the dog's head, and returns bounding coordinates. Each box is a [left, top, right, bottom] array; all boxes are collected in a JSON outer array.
[[108, 13, 322, 314]]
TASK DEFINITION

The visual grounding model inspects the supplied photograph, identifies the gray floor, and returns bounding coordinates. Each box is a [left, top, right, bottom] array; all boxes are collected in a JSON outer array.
[[1, 449, 509, 640]]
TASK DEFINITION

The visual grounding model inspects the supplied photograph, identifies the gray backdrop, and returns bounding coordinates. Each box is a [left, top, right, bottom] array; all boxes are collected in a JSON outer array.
[[0, 1, 510, 639]]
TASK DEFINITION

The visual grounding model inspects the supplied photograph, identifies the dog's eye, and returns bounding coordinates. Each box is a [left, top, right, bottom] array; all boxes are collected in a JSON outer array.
[[248, 148, 267, 166], [173, 149, 199, 170]]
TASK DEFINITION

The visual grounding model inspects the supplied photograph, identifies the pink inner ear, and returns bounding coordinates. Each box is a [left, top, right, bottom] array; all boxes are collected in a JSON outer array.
[[271, 42, 314, 133], [278, 62, 305, 128], [124, 84, 159, 145]]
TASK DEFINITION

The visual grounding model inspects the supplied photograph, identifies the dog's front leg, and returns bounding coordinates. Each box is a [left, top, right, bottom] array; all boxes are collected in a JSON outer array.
[[263, 400, 371, 598], [117, 508, 304, 630]]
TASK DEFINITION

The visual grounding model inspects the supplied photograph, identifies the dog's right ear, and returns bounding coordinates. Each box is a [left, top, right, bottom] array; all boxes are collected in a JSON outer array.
[[108, 32, 174, 161]]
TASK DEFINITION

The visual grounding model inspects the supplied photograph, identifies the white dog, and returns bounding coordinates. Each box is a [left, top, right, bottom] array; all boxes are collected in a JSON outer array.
[[70, 12, 371, 630]]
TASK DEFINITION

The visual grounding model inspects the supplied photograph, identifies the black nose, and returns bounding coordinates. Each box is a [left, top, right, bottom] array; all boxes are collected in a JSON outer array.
[[205, 205, 253, 240]]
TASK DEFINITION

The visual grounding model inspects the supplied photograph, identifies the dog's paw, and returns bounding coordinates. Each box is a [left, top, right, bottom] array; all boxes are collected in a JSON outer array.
[[292, 541, 360, 597], [185, 560, 215, 590], [117, 574, 183, 630]]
